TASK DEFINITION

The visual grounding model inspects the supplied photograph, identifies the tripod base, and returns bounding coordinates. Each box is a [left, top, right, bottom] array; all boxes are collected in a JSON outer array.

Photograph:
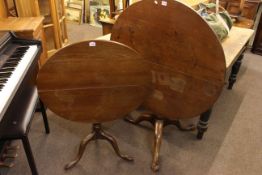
[[65, 123, 133, 170], [125, 113, 195, 171]]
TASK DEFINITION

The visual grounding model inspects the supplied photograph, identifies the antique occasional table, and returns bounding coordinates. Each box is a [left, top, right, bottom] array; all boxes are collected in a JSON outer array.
[[37, 40, 152, 169], [97, 0, 254, 171]]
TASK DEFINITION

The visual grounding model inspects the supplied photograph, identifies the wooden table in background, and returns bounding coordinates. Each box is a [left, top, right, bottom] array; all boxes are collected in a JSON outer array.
[[0, 17, 48, 66], [223, 27, 254, 89]]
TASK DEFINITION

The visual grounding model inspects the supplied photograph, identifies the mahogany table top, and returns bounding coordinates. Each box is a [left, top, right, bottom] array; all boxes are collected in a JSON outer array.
[[111, 0, 226, 119], [37, 40, 151, 122]]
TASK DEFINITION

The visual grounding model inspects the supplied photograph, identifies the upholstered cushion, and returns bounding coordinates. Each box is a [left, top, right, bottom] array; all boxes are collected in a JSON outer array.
[[0, 87, 38, 139]]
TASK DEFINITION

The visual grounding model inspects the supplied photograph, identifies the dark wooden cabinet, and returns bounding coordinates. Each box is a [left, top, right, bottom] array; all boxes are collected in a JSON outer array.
[[225, 0, 260, 20], [252, 15, 262, 55], [211, 0, 260, 28], [241, 1, 260, 19]]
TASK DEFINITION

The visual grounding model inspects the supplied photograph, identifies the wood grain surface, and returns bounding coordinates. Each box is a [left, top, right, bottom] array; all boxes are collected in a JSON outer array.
[[0, 17, 44, 32], [37, 40, 152, 122], [111, 0, 226, 119]]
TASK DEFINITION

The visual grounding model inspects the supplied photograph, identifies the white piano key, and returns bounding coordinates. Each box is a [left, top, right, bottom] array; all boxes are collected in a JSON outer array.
[[0, 45, 38, 121]]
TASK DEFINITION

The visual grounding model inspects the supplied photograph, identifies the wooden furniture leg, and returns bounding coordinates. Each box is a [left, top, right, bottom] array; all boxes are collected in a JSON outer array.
[[151, 120, 163, 172], [65, 123, 133, 170], [228, 54, 244, 89], [125, 114, 195, 131], [197, 108, 213, 140], [125, 113, 194, 171], [124, 113, 155, 126]]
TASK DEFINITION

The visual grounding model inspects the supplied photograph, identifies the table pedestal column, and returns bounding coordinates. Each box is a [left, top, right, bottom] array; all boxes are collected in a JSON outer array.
[[65, 123, 133, 170]]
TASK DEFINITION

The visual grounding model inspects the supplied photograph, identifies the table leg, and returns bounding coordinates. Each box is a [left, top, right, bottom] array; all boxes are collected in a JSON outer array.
[[197, 108, 212, 140], [124, 113, 155, 126], [228, 54, 244, 89], [65, 131, 95, 170], [65, 123, 133, 170], [151, 120, 163, 172]]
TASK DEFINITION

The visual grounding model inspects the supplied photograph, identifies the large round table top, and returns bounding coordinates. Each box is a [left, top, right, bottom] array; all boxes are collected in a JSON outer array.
[[37, 40, 152, 123], [111, 0, 226, 119]]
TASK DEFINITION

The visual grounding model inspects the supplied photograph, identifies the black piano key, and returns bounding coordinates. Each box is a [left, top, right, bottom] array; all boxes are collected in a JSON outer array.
[[14, 49, 27, 53], [16, 47, 29, 52], [9, 56, 21, 59], [3, 64, 18, 68], [16, 46, 29, 50], [11, 53, 25, 57], [0, 85, 4, 90], [8, 58, 21, 62], [0, 79, 8, 84], [0, 69, 12, 73], [0, 72, 11, 78], [3, 62, 18, 67], [0, 67, 15, 72], [15, 47, 28, 51], [6, 62, 19, 65], [13, 51, 26, 55], [0, 71, 13, 75], [6, 60, 19, 64]]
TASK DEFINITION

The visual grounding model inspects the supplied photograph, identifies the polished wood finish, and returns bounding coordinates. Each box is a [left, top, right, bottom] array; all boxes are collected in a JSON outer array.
[[0, 1, 8, 18], [100, 27, 254, 70], [110, 1, 255, 171], [37, 40, 150, 169], [124, 113, 194, 171], [37, 40, 151, 123], [111, 1, 225, 171], [65, 123, 133, 170], [111, 0, 226, 120], [15, 0, 40, 17], [0, 17, 48, 66], [152, 120, 163, 172], [1, 0, 68, 57], [0, 17, 43, 32], [1, 0, 17, 17]]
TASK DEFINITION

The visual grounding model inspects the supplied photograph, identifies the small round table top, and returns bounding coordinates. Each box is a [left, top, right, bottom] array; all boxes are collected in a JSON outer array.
[[111, 0, 226, 119], [37, 40, 152, 123]]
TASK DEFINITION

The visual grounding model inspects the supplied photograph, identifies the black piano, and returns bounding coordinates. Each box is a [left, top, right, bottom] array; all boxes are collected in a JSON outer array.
[[0, 32, 49, 175]]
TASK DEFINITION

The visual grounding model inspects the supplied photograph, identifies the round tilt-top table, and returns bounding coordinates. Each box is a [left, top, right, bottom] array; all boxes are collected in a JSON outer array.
[[37, 40, 152, 169], [111, 0, 226, 171]]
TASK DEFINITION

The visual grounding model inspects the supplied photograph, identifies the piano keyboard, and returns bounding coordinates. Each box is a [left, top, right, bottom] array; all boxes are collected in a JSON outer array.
[[0, 45, 39, 121]]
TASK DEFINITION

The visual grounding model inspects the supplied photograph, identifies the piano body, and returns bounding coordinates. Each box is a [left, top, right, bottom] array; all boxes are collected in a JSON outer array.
[[0, 31, 41, 121], [0, 31, 42, 173]]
